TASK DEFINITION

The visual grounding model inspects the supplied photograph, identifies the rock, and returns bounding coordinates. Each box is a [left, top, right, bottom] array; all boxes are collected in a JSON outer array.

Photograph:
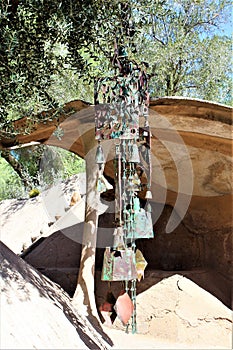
[[70, 190, 82, 206], [0, 241, 112, 350], [134, 274, 232, 349], [0, 173, 86, 254]]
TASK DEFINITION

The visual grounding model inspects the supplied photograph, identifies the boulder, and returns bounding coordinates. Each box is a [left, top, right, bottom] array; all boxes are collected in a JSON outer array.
[[0, 241, 112, 350]]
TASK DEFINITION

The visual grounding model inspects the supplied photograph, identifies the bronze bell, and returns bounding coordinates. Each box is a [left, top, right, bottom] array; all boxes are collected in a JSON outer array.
[[95, 143, 105, 166], [146, 202, 152, 213], [145, 189, 152, 199], [129, 143, 140, 163], [96, 175, 113, 193]]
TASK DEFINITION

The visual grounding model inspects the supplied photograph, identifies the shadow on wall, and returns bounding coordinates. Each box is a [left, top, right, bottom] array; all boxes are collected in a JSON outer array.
[[1, 242, 113, 349], [22, 203, 232, 309]]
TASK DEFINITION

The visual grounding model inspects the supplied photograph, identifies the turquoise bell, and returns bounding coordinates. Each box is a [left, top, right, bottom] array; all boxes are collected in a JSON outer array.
[[133, 197, 140, 212]]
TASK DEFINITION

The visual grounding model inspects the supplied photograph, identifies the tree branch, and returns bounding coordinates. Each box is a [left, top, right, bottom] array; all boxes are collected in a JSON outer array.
[[1, 149, 31, 189], [185, 17, 219, 34], [151, 14, 166, 46]]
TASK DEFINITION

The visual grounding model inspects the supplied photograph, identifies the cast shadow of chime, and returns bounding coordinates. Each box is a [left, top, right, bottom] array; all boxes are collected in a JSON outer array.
[[22, 204, 232, 316], [95, 202, 232, 310]]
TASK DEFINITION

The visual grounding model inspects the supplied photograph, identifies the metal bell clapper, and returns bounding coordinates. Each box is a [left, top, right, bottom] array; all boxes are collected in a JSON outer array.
[[122, 190, 127, 201], [95, 142, 105, 169], [143, 119, 150, 137]]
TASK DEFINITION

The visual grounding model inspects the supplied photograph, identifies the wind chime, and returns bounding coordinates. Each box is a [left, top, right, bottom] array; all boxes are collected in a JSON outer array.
[[94, 42, 153, 333]]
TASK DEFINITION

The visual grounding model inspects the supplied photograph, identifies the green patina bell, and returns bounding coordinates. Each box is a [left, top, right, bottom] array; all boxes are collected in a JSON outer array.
[[129, 143, 140, 163], [96, 178, 106, 193], [96, 175, 113, 193], [146, 202, 152, 213], [95, 143, 105, 166], [133, 197, 140, 212]]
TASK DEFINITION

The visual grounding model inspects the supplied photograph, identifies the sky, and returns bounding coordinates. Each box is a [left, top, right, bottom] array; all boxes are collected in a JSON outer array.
[[218, 4, 232, 36]]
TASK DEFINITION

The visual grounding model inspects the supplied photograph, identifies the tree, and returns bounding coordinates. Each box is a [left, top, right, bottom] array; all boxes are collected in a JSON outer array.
[[0, 1, 231, 130], [1, 149, 34, 189], [132, 0, 232, 102], [192, 35, 232, 104], [1, 0, 231, 205], [0, 0, 119, 125], [0, 145, 85, 200], [72, 133, 102, 324], [0, 151, 28, 199]]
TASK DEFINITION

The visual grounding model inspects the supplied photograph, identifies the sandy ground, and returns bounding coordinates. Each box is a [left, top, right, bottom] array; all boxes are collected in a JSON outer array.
[[103, 328, 231, 350], [102, 273, 232, 349]]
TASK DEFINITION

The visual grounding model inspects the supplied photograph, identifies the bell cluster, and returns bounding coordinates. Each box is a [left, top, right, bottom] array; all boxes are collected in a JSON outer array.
[[94, 48, 153, 334]]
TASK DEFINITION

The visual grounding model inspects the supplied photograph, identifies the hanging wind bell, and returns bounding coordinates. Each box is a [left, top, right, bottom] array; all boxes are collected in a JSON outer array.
[[95, 142, 105, 168], [95, 141, 113, 193], [95, 41, 153, 334]]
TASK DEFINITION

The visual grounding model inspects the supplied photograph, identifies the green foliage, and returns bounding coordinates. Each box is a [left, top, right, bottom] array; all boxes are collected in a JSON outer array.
[[191, 35, 232, 104], [0, 0, 112, 124], [38, 146, 85, 189], [48, 69, 94, 105], [11, 145, 45, 180], [133, 0, 232, 103], [0, 0, 232, 126], [59, 149, 86, 177], [1, 1, 66, 120], [0, 157, 26, 200], [0, 0, 231, 126], [0, 146, 85, 200]]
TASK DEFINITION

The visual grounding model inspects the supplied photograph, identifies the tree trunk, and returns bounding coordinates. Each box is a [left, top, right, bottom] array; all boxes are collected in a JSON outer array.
[[72, 135, 101, 325], [1, 149, 32, 189]]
